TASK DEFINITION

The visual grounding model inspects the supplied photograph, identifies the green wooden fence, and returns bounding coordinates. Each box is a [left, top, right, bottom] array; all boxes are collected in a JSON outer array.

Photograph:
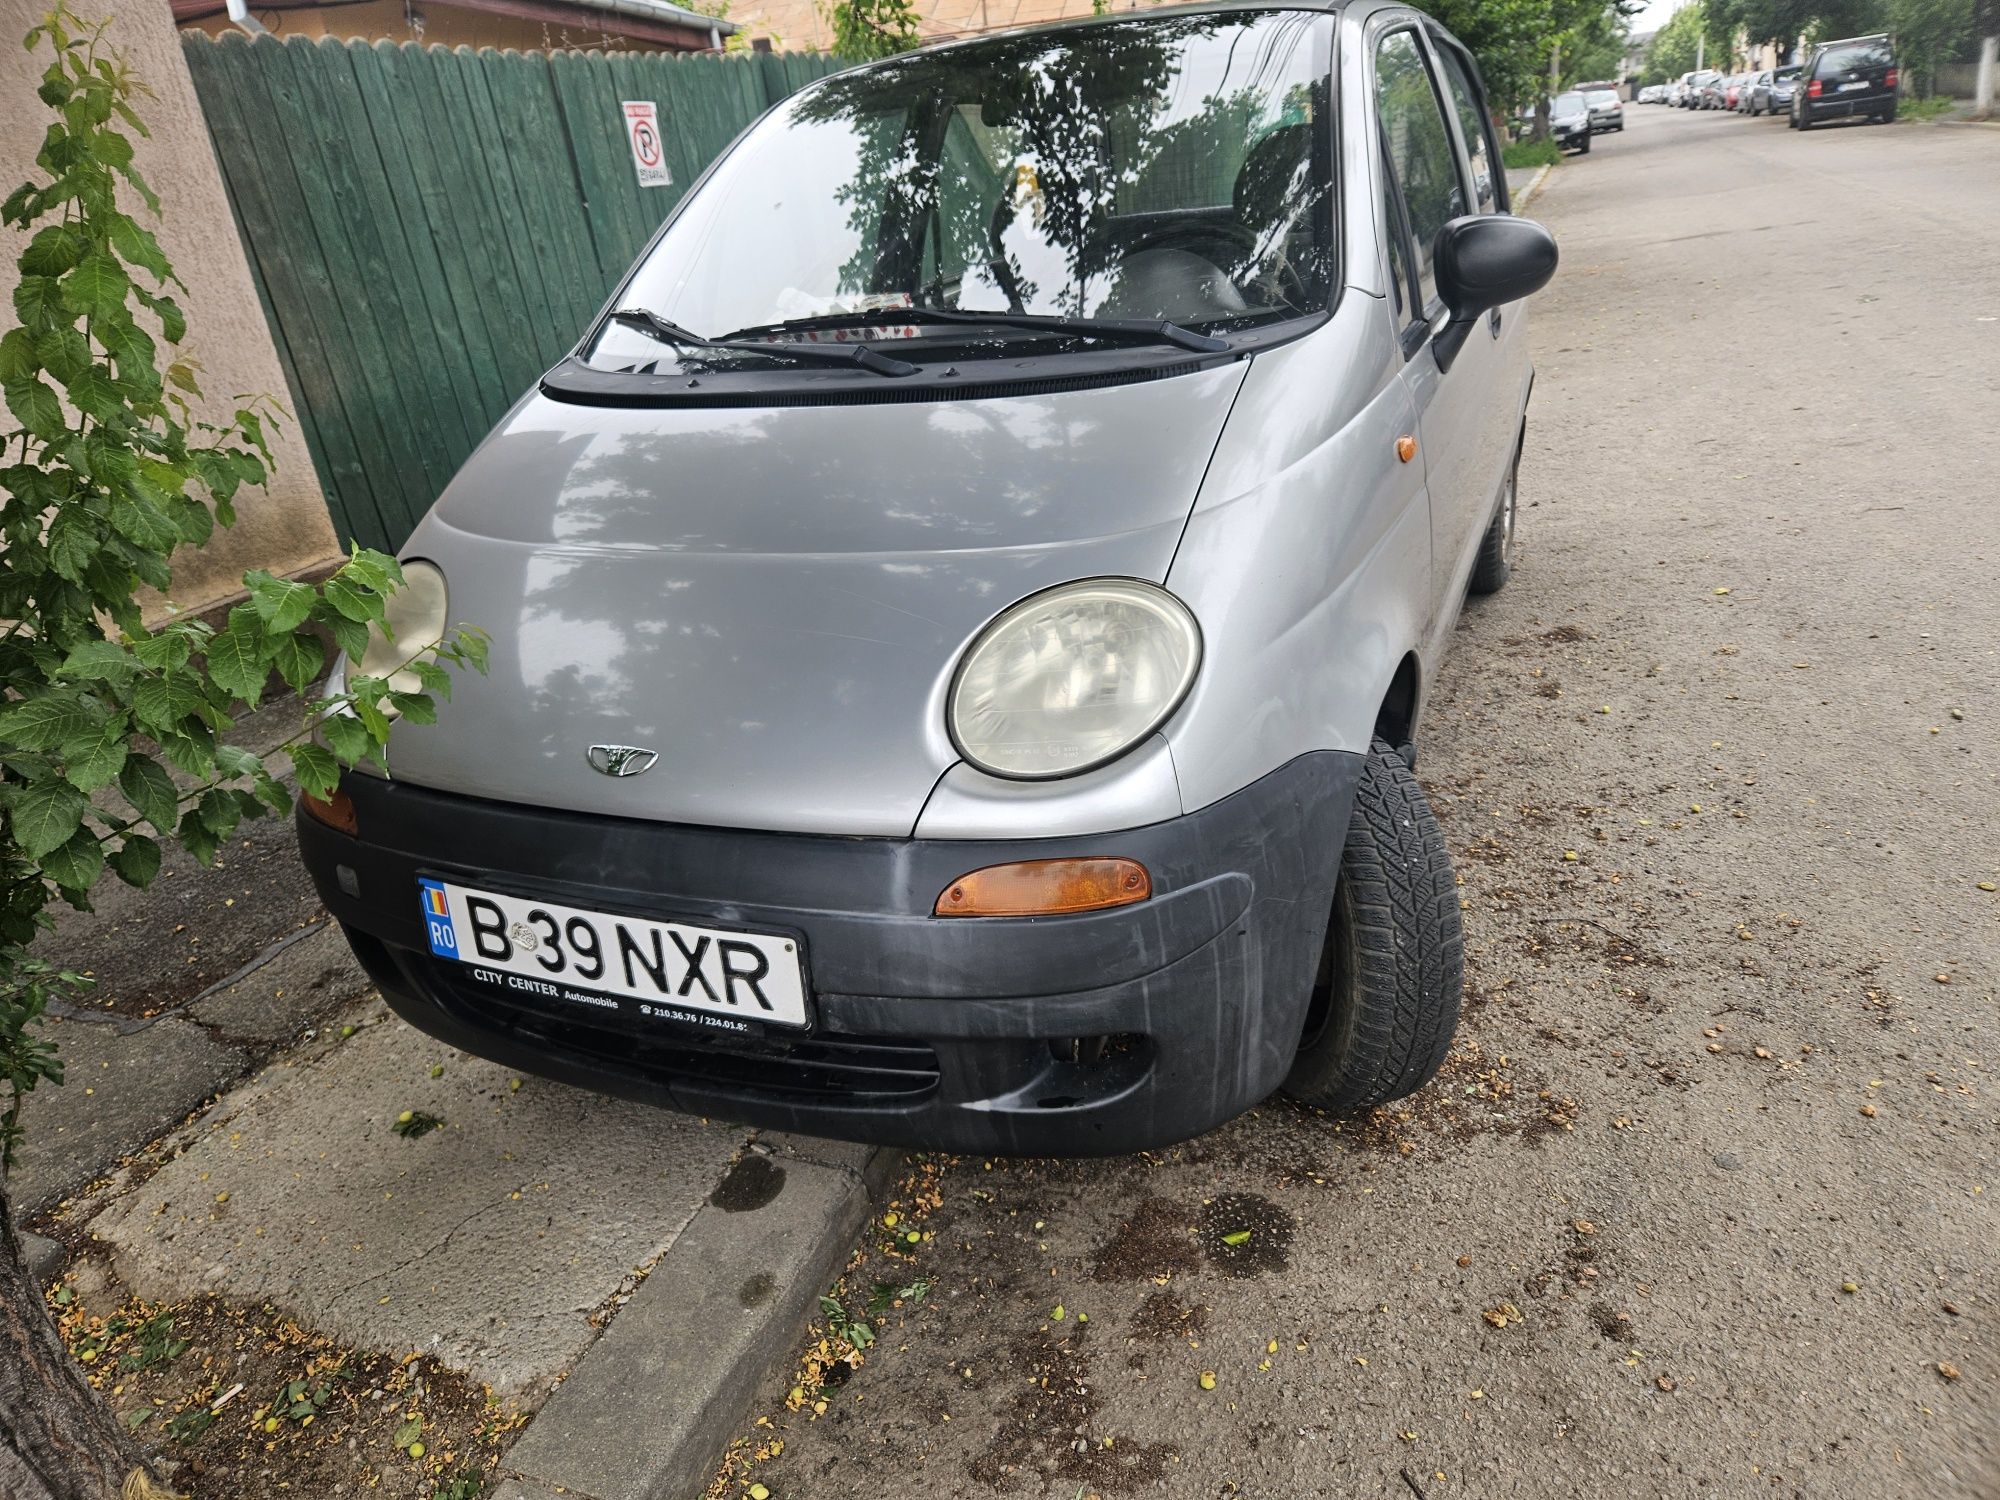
[[182, 35, 843, 553]]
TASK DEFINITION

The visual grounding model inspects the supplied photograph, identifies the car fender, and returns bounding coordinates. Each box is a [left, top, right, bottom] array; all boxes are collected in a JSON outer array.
[[1164, 292, 1429, 815]]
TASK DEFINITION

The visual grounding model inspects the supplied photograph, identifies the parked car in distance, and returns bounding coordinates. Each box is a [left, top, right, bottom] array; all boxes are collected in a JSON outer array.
[[294, 0, 1561, 1157], [1752, 64, 1801, 114], [1794, 34, 1898, 129], [1686, 70, 1720, 106], [1700, 73, 1730, 108], [1584, 87, 1624, 131], [1636, 83, 1663, 103], [1550, 90, 1593, 152], [1668, 73, 1691, 105]]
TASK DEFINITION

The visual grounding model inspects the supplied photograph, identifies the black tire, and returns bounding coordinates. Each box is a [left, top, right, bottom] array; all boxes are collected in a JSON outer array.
[[1580, 132, 1592, 154], [1284, 741, 1464, 1112], [1468, 444, 1520, 595], [1798, 108, 1813, 131]]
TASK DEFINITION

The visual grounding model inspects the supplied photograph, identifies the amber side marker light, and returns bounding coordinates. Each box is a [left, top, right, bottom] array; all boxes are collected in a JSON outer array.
[[934, 857, 1151, 918], [301, 788, 358, 836]]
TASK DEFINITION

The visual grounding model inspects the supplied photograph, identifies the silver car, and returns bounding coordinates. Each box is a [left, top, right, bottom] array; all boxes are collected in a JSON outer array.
[[298, 1, 1557, 1155]]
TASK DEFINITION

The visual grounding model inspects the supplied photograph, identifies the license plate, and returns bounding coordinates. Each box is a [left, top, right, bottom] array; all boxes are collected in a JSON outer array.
[[1839, 80, 1867, 90], [417, 878, 809, 1030]]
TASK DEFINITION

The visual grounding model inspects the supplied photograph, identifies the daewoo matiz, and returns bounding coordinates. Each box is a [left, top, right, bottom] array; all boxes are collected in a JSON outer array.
[[297, 0, 1558, 1155]]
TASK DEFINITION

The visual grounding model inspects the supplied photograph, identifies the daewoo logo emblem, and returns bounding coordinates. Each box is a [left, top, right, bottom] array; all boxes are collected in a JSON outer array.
[[587, 744, 658, 778]]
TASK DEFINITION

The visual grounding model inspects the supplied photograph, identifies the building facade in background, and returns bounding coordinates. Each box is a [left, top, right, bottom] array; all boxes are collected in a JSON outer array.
[[171, 0, 734, 53]]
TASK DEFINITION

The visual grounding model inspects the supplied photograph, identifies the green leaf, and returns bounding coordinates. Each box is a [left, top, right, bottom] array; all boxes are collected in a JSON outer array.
[[339, 548, 403, 595], [287, 742, 339, 800], [61, 364, 122, 422], [244, 570, 315, 633], [176, 811, 217, 868], [107, 212, 170, 282], [45, 505, 100, 583], [11, 778, 88, 860], [19, 222, 84, 277], [118, 755, 179, 835], [322, 574, 384, 625], [60, 719, 128, 792], [0, 694, 101, 751], [34, 326, 89, 381], [57, 251, 129, 321], [205, 623, 273, 705], [108, 493, 181, 553], [1220, 1229, 1252, 1247], [352, 694, 392, 746], [393, 1418, 422, 1447], [4, 376, 67, 441], [388, 692, 436, 726], [409, 658, 452, 699], [272, 633, 324, 693], [131, 631, 193, 671], [12, 273, 64, 330], [60, 640, 140, 684], [0, 327, 37, 381], [319, 712, 372, 765], [42, 826, 105, 891], [323, 612, 369, 664], [131, 672, 207, 734], [195, 788, 241, 839], [134, 285, 184, 343], [108, 833, 163, 888]]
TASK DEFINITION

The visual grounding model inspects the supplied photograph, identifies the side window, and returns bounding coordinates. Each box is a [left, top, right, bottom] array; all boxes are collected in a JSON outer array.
[[1433, 44, 1498, 213], [1374, 29, 1463, 310]]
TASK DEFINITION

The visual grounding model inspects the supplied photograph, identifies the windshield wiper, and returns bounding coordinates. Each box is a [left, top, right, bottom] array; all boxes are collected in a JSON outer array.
[[605, 308, 918, 378], [719, 307, 1230, 355]]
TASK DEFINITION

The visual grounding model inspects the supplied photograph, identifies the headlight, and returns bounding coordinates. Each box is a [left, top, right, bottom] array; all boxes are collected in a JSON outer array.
[[948, 579, 1201, 779], [355, 559, 447, 696]]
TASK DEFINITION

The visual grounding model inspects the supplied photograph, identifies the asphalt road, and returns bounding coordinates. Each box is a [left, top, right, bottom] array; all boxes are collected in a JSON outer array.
[[715, 104, 2000, 1499]]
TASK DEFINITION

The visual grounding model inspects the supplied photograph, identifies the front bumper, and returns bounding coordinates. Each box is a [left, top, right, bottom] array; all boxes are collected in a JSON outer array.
[[297, 753, 1359, 1156]]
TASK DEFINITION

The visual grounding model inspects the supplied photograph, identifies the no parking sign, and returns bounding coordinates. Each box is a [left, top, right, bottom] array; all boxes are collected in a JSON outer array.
[[622, 100, 672, 188]]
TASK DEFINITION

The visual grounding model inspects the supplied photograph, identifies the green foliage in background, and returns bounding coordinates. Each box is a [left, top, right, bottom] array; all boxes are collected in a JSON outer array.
[[0, 6, 484, 1170], [825, 0, 920, 59]]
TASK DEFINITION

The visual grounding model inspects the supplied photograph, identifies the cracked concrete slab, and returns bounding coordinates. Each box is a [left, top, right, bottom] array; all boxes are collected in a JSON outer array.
[[88, 999, 744, 1396], [12, 1011, 243, 1217]]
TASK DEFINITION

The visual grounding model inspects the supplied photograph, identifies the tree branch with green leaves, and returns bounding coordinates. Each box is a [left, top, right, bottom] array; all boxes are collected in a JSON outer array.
[[1, 9, 484, 1493]]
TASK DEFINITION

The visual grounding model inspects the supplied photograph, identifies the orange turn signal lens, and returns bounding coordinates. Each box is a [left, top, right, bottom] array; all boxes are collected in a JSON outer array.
[[301, 787, 358, 836], [934, 857, 1151, 918]]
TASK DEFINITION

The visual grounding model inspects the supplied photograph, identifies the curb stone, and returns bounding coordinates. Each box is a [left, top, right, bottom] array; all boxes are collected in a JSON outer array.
[[1516, 160, 1554, 212], [501, 1136, 899, 1500]]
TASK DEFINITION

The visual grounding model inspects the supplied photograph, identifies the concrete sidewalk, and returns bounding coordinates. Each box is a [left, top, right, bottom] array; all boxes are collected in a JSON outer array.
[[20, 693, 895, 1498]]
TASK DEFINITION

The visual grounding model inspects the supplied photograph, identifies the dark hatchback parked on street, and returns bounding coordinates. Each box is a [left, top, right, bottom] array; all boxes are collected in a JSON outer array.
[[1793, 34, 1898, 128]]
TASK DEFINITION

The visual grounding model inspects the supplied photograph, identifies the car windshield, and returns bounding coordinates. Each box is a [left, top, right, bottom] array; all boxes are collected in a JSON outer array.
[[1585, 90, 1618, 106], [591, 9, 1333, 368], [1553, 92, 1586, 114], [1776, 65, 1801, 79]]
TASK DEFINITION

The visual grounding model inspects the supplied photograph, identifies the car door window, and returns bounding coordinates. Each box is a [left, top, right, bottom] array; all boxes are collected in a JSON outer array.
[[1380, 142, 1417, 324], [1432, 43, 1497, 213], [1375, 28, 1464, 311]]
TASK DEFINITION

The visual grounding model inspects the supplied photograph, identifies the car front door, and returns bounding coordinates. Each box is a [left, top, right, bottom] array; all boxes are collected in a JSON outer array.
[[1372, 21, 1510, 641]]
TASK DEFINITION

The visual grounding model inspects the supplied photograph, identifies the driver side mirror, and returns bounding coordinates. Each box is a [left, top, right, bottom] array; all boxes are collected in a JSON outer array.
[[1431, 215, 1559, 373]]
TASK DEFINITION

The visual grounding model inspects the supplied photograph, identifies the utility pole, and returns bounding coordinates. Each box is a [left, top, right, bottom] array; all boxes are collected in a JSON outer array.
[[1975, 34, 1997, 121], [1696, 33, 1704, 71]]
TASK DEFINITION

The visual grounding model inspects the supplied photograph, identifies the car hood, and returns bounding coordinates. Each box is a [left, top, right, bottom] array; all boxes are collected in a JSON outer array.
[[383, 364, 1249, 835]]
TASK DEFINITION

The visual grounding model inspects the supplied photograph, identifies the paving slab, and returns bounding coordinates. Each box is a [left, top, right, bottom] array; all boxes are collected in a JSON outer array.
[[88, 999, 744, 1397], [11, 1010, 243, 1218], [180, 918, 372, 1044]]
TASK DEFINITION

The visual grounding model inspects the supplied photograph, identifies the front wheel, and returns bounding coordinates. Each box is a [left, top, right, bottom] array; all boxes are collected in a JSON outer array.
[[1580, 133, 1592, 154], [1284, 742, 1464, 1112]]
